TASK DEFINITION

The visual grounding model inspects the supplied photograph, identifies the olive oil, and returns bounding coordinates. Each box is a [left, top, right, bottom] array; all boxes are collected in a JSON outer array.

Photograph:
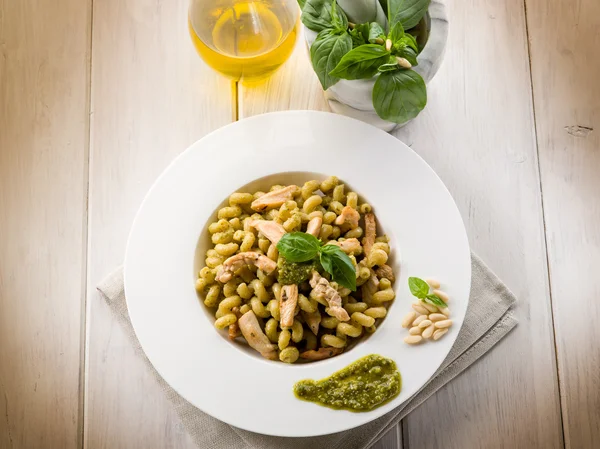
[[189, 1, 298, 81]]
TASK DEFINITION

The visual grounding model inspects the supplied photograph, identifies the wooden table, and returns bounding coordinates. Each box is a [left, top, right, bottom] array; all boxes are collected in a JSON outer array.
[[1, 0, 598, 447]]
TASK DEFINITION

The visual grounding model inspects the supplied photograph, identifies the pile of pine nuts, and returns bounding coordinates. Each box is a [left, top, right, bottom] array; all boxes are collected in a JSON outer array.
[[402, 278, 453, 344]]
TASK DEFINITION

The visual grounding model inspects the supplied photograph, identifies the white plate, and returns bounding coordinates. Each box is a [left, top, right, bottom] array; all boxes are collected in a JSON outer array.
[[124, 111, 471, 437]]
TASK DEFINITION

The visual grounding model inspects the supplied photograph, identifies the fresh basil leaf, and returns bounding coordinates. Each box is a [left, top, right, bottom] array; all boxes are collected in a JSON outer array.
[[349, 23, 370, 47], [310, 29, 353, 89], [408, 277, 429, 299], [378, 62, 399, 72], [277, 232, 321, 262], [398, 46, 418, 66], [320, 246, 356, 291], [349, 28, 367, 47], [368, 22, 386, 43], [330, 0, 348, 31], [373, 69, 427, 123], [389, 21, 404, 44], [401, 33, 419, 52], [329, 44, 390, 80], [388, 0, 430, 30], [297, 0, 307, 10], [319, 250, 333, 274], [302, 0, 342, 32], [424, 294, 448, 308]]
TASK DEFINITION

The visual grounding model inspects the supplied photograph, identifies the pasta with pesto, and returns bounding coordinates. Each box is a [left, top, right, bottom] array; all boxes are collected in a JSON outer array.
[[195, 176, 397, 363]]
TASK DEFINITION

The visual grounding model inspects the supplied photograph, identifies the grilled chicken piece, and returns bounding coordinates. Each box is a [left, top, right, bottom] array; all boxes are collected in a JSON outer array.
[[362, 271, 380, 304], [251, 185, 299, 212], [375, 264, 395, 283], [301, 309, 322, 335], [306, 216, 323, 237], [362, 213, 376, 257], [238, 310, 278, 360], [216, 252, 277, 283], [250, 220, 286, 244], [300, 347, 343, 361], [309, 271, 350, 322], [280, 284, 299, 328], [334, 206, 360, 229], [325, 238, 361, 255]]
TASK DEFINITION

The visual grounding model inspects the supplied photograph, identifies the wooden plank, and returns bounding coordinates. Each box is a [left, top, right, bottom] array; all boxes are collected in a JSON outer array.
[[239, 0, 563, 447], [85, 1, 234, 448], [394, 0, 562, 446], [0, 0, 91, 448], [525, 0, 600, 446]]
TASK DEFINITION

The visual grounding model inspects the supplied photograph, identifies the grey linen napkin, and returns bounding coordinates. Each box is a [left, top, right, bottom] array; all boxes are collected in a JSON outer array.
[[98, 253, 517, 449]]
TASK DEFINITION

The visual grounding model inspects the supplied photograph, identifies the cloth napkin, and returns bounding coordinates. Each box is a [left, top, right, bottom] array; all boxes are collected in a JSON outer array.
[[98, 253, 517, 449]]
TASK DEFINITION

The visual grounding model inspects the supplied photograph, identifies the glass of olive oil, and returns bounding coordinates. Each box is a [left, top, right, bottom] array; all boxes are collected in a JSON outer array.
[[189, 0, 299, 81]]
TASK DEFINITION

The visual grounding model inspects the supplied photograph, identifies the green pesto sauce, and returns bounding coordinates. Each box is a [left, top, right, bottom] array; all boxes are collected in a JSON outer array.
[[293, 354, 402, 412], [277, 257, 318, 285]]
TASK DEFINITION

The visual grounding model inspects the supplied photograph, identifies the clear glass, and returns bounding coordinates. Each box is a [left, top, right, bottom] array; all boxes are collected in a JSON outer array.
[[189, 0, 299, 81]]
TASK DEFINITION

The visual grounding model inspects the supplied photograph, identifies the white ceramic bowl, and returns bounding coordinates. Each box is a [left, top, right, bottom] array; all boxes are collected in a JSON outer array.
[[124, 111, 470, 437]]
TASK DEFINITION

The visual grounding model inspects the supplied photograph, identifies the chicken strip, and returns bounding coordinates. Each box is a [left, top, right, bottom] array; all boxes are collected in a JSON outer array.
[[309, 271, 350, 322], [325, 238, 361, 255], [238, 310, 278, 360], [250, 219, 286, 244], [228, 306, 242, 339], [216, 252, 277, 283], [306, 216, 323, 237], [362, 271, 380, 304], [251, 185, 299, 212], [375, 264, 395, 283], [362, 213, 376, 257], [334, 206, 360, 229], [300, 347, 343, 361], [280, 284, 299, 328], [301, 309, 321, 335]]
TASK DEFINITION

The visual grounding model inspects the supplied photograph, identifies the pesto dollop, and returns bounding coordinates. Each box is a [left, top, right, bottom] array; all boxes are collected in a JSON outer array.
[[277, 257, 318, 285], [293, 354, 401, 412]]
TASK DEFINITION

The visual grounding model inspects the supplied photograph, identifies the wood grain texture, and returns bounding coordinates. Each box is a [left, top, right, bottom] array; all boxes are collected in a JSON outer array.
[[239, 0, 563, 447], [0, 0, 91, 448], [526, 0, 600, 446], [84, 1, 233, 448], [394, 0, 563, 446]]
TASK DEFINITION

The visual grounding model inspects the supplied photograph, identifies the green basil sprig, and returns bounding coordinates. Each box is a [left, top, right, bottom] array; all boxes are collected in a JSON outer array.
[[301, 0, 430, 124], [277, 233, 357, 291], [373, 69, 426, 123], [329, 44, 391, 80], [301, 0, 347, 32], [311, 29, 353, 89], [387, 0, 431, 30], [408, 277, 447, 308]]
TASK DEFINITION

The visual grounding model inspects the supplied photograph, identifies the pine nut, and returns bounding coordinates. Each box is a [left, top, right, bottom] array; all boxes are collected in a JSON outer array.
[[429, 313, 447, 322], [434, 319, 453, 329], [409, 326, 422, 336], [413, 315, 428, 326], [433, 328, 448, 340], [402, 311, 417, 328], [418, 319, 433, 329], [422, 302, 438, 313], [422, 324, 435, 339], [433, 289, 450, 303], [426, 278, 441, 289], [412, 302, 429, 315], [440, 307, 451, 317], [404, 335, 423, 344]]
